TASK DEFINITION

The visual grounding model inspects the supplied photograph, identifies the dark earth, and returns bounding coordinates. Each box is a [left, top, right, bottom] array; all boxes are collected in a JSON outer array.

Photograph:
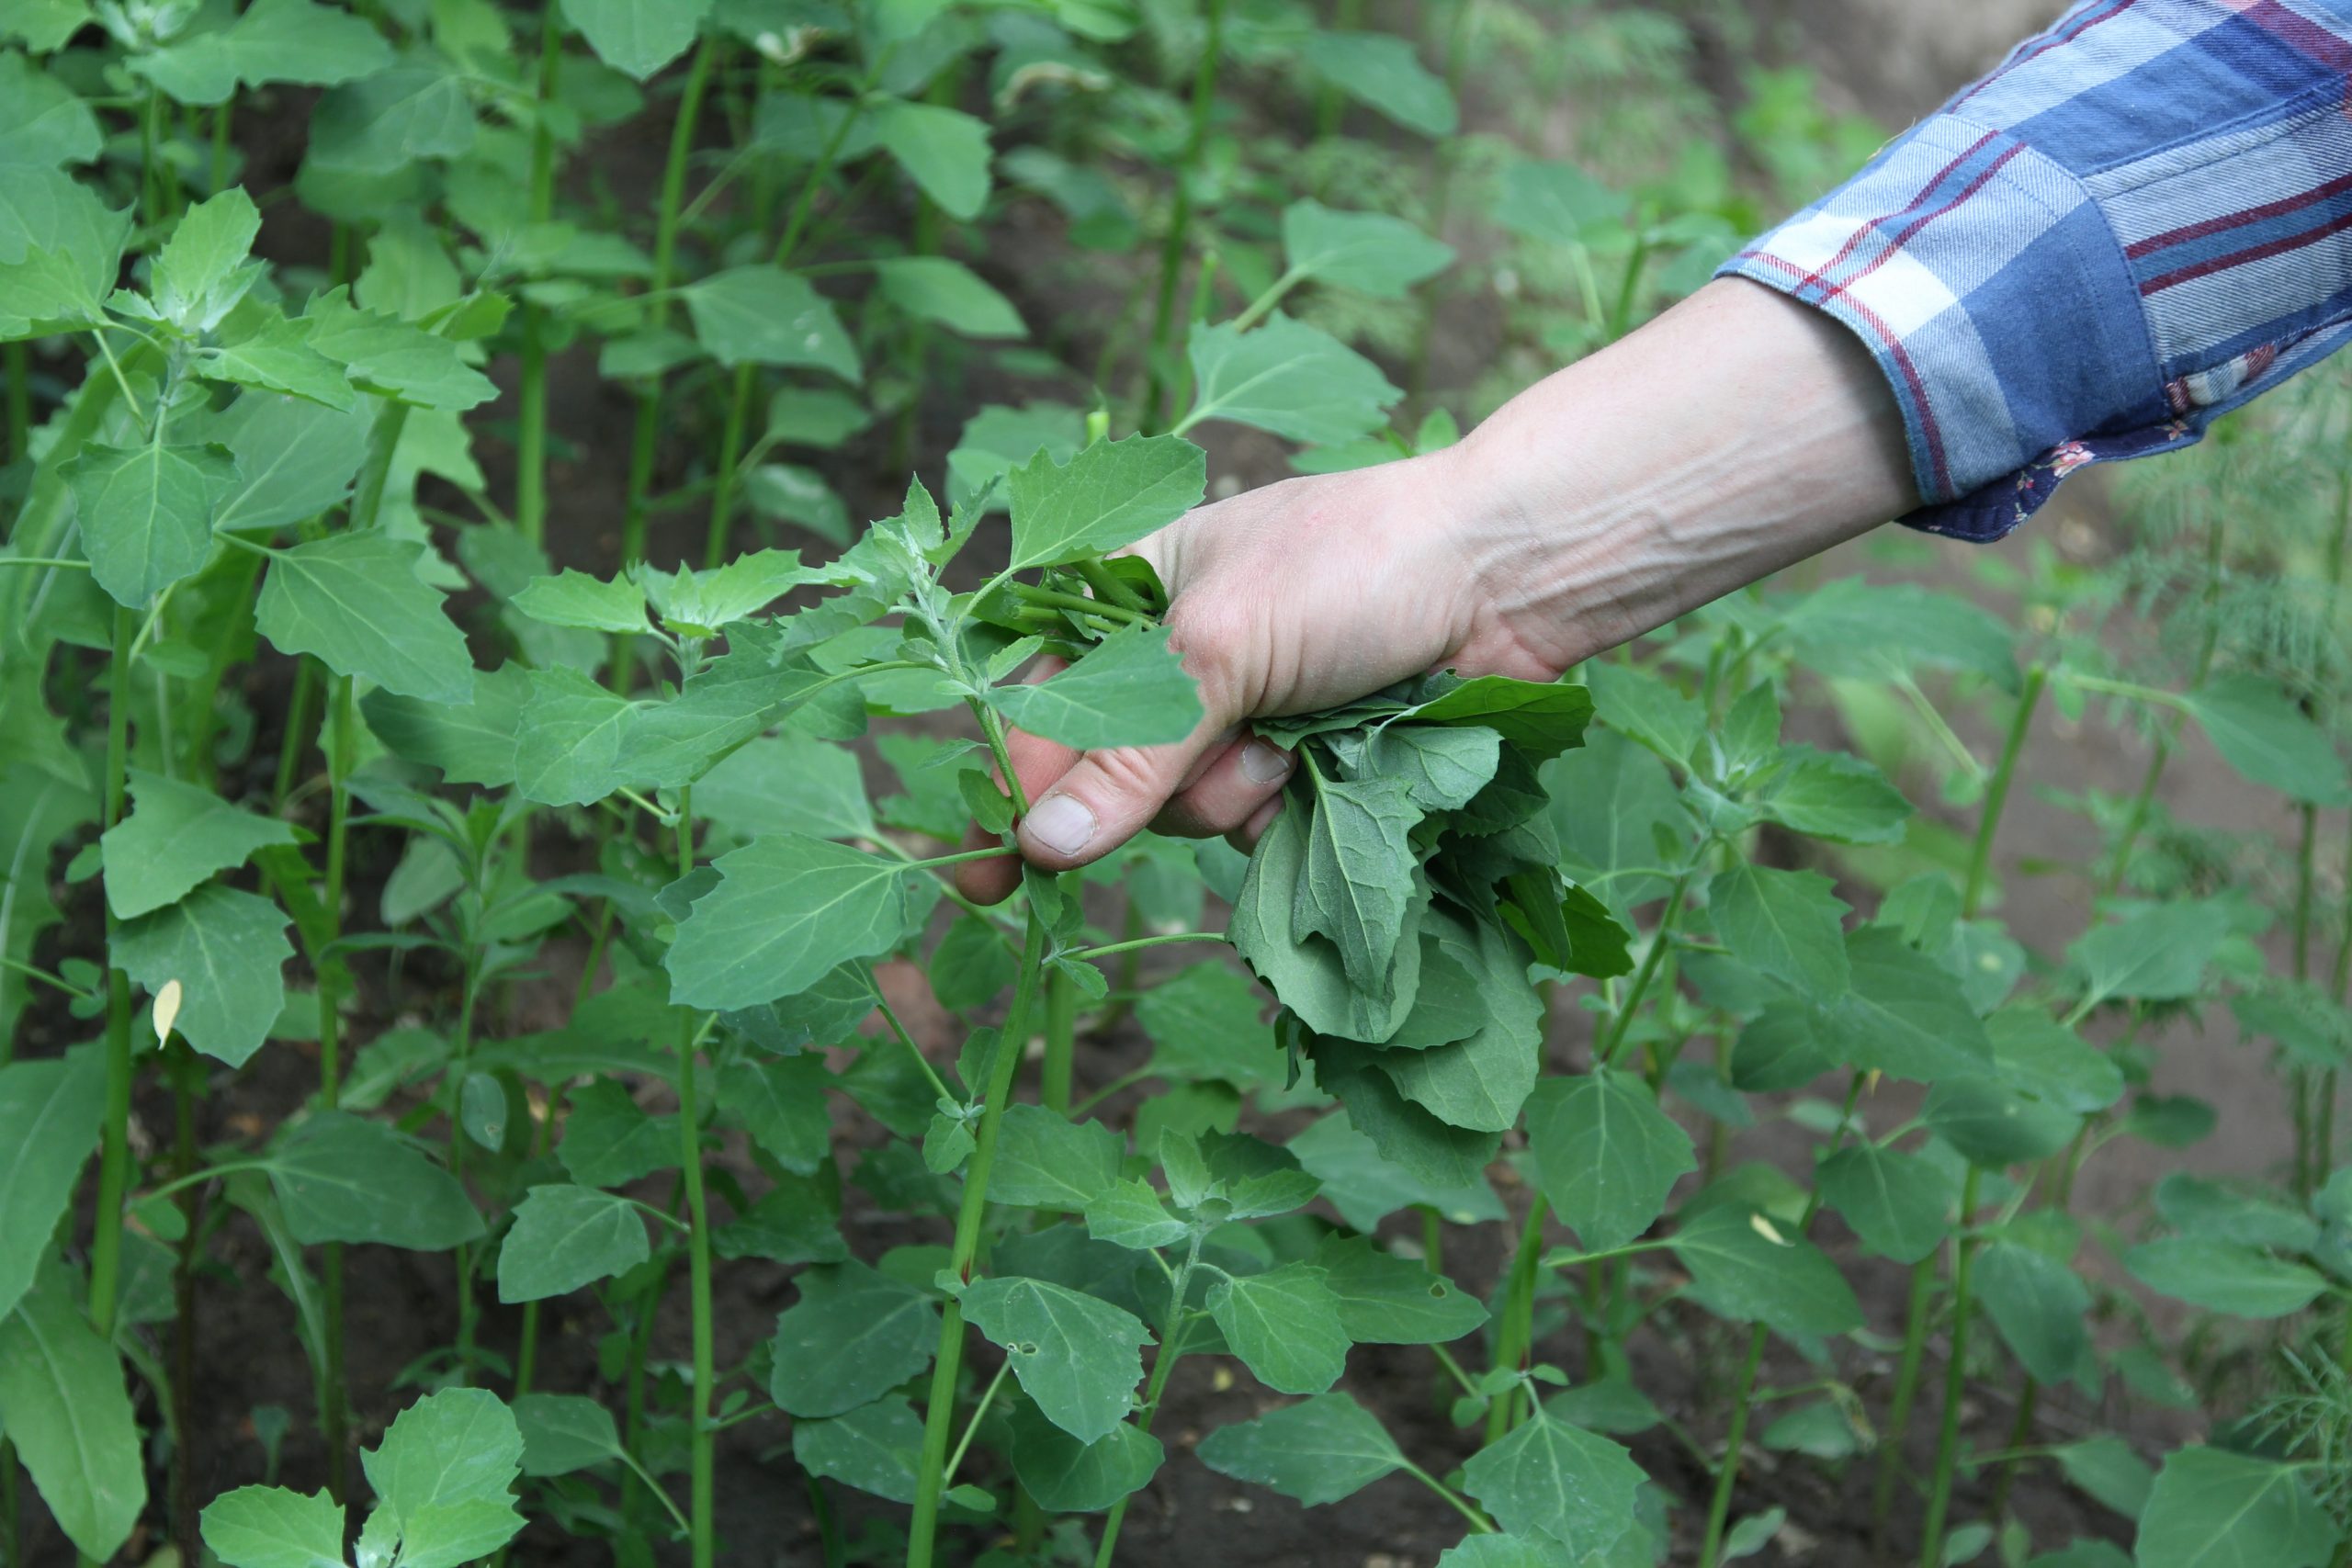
[[23, 0, 2317, 1562]]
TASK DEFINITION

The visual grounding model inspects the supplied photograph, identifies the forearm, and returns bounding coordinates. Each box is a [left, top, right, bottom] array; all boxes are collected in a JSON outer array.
[[1443, 278, 1916, 671]]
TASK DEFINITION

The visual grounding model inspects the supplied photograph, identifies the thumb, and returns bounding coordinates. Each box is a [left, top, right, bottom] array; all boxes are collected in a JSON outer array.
[[1014, 721, 1227, 873]]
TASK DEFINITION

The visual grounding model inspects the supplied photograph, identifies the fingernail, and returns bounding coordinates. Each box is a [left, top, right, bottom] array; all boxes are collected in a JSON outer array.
[[1239, 741, 1292, 784], [1023, 794, 1097, 857]]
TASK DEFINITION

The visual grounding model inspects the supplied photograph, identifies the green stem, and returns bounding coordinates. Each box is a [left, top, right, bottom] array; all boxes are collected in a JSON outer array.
[[319, 671, 356, 1496], [87, 605, 137, 1344], [1093, 1237, 1203, 1568], [1483, 1197, 1549, 1444], [4, 342, 27, 467], [908, 909, 1051, 1568], [448, 957, 482, 1382], [514, 4, 563, 544], [706, 68, 864, 570], [1695, 1325, 1768, 1568], [1962, 665, 2045, 919], [675, 795, 716, 1568], [1068, 931, 1226, 963], [1917, 1167, 1984, 1568], [2295, 802, 2321, 1197], [1142, 0, 1226, 432], [1042, 968, 1076, 1116], [1598, 864, 1697, 1064], [1872, 1261, 1934, 1538], [2103, 516, 2227, 897]]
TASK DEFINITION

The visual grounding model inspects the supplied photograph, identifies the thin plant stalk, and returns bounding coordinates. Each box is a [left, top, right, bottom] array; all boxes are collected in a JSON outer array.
[[1917, 1166, 1984, 1568], [615, 34, 718, 681], [1872, 1263, 1935, 1539], [1041, 968, 1077, 1115], [2102, 516, 2228, 897], [1696, 1073, 1864, 1568], [907, 909, 1051, 1568], [2294, 802, 2321, 1195], [86, 604, 138, 1344], [703, 75, 864, 571], [1091, 1238, 1204, 1568], [514, 4, 564, 545], [1482, 1199, 1548, 1443], [673, 796, 718, 1568], [317, 671, 357, 1495], [5, 342, 27, 465], [1963, 664, 2045, 919], [1141, 0, 1226, 432]]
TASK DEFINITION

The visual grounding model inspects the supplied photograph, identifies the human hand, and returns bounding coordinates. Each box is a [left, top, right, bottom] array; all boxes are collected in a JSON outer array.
[[955, 279, 1918, 905]]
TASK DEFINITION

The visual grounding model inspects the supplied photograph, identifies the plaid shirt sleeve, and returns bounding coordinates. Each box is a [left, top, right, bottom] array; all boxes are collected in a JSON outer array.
[[1720, 0, 2352, 542]]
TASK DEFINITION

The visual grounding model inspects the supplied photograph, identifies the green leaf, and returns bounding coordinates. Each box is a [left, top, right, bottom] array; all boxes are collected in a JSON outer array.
[[0, 1258, 145, 1562], [1546, 729, 1693, 912], [1083, 1178, 1189, 1251], [1815, 1143, 1953, 1264], [665, 835, 912, 1011], [1494, 158, 1626, 249], [99, 769, 297, 920], [2052, 1436, 2154, 1520], [988, 1103, 1124, 1210], [2069, 901, 2234, 1010], [716, 1055, 831, 1174], [113, 884, 291, 1067], [1975, 1238, 2092, 1385], [875, 255, 1023, 337], [151, 187, 261, 332], [1137, 962, 1277, 1086], [640, 547, 840, 633], [198, 313, 359, 410], [1397, 674, 1594, 760], [1758, 747, 1912, 844], [1284, 1111, 1505, 1232], [1280, 201, 1453, 298], [65, 438, 237, 608], [1004, 433, 1205, 570], [308, 66, 475, 175], [1708, 864, 1849, 1000], [196, 390, 373, 536], [870, 98, 991, 220], [1527, 1068, 1695, 1254], [300, 290, 495, 409], [1584, 659, 1708, 767], [1311, 1235, 1487, 1345], [962, 1274, 1150, 1443], [1329, 724, 1500, 812], [2123, 1238, 2325, 1319], [0, 51, 101, 165], [496, 1185, 650, 1303], [1781, 577, 2018, 694], [2154, 1174, 2317, 1253], [1008, 1407, 1163, 1513], [1670, 1205, 1862, 1338], [2133, 1448, 2335, 1568], [1197, 1392, 1406, 1506], [683, 265, 858, 378], [362, 663, 526, 790], [794, 1397, 924, 1504], [767, 1260, 939, 1417], [255, 533, 476, 703], [358, 1387, 525, 1568], [1923, 1077, 2077, 1168], [1817, 927, 1994, 1082], [1182, 316, 1400, 446], [1310, 31, 1457, 136], [696, 732, 873, 842], [560, 0, 713, 78], [1206, 1261, 1351, 1394], [0, 0, 86, 52], [986, 623, 1202, 750], [1311, 1036, 1499, 1190], [1295, 773, 1423, 993], [514, 569, 647, 634], [199, 1485, 345, 1568], [2182, 675, 2349, 806], [215, 0, 395, 87], [512, 1393, 626, 1477], [0, 1049, 103, 1322], [1460, 1411, 1644, 1551], [264, 1111, 484, 1249]]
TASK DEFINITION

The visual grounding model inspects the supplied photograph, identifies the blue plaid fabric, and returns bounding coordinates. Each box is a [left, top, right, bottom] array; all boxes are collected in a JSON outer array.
[[1722, 0, 2352, 541]]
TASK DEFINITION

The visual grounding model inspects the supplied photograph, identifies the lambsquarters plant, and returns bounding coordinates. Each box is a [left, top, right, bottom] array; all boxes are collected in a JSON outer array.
[[8, 0, 2352, 1565]]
